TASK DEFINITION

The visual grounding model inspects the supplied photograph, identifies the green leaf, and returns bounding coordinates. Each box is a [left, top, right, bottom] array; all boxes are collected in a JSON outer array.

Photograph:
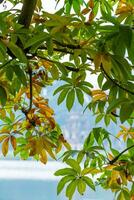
[[77, 151, 85, 164], [95, 114, 104, 124], [24, 32, 49, 49], [57, 88, 70, 105], [8, 42, 27, 64], [77, 179, 86, 195], [107, 98, 128, 114], [72, 0, 80, 14], [53, 84, 70, 95], [76, 88, 84, 105], [13, 65, 27, 86], [82, 176, 95, 191], [0, 86, 7, 106], [127, 138, 134, 158], [50, 65, 59, 80], [66, 180, 77, 200], [66, 159, 81, 173], [54, 168, 77, 176], [57, 175, 74, 195], [46, 38, 53, 56], [66, 89, 75, 111], [120, 102, 134, 123]]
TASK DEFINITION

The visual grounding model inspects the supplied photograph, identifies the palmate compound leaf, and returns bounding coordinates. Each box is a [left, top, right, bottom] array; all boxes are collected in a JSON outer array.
[[57, 175, 75, 195]]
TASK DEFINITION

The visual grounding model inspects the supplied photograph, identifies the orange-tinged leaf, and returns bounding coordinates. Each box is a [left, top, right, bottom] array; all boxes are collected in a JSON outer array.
[[88, 11, 94, 23], [10, 136, 17, 150], [14, 88, 26, 103], [87, 0, 94, 9], [2, 137, 9, 156], [131, 195, 134, 200], [82, 8, 90, 15]]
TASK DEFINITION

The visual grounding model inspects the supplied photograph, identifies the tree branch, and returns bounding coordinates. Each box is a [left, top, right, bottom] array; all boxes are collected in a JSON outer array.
[[111, 111, 134, 119], [33, 54, 80, 72], [18, 0, 37, 28], [28, 66, 33, 112], [101, 64, 134, 96], [109, 144, 134, 165]]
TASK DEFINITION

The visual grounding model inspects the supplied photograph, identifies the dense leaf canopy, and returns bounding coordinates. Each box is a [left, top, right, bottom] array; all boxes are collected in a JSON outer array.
[[0, 0, 134, 199]]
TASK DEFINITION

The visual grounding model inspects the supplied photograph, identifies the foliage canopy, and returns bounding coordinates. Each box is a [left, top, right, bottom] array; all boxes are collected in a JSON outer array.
[[0, 0, 134, 199]]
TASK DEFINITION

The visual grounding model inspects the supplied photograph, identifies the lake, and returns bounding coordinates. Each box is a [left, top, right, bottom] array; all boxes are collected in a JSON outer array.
[[0, 160, 113, 200]]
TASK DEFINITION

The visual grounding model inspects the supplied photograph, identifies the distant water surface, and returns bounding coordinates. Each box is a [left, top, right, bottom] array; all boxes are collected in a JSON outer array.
[[0, 160, 113, 200]]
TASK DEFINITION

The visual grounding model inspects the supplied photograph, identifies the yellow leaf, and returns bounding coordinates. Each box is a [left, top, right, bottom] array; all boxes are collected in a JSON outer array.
[[2, 137, 9, 156], [0, 135, 8, 143], [43, 140, 56, 160], [40, 149, 47, 164], [104, 165, 116, 170], [14, 88, 26, 103], [82, 167, 101, 175], [120, 125, 128, 131], [116, 131, 124, 138], [108, 153, 114, 161], [120, 171, 127, 185], [123, 134, 127, 142], [101, 54, 112, 75], [93, 94, 107, 102], [93, 54, 102, 71], [92, 90, 104, 95], [0, 127, 10, 134], [0, 109, 6, 118], [63, 141, 71, 150], [55, 142, 62, 154]]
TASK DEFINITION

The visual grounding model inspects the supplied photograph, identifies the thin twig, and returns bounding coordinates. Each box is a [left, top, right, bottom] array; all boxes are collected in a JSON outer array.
[[34, 54, 80, 72], [28, 66, 33, 112], [101, 64, 134, 96], [109, 144, 134, 165], [0, 59, 13, 70]]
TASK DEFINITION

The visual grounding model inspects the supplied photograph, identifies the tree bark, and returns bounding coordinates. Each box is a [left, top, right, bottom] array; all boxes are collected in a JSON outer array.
[[18, 0, 37, 28]]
